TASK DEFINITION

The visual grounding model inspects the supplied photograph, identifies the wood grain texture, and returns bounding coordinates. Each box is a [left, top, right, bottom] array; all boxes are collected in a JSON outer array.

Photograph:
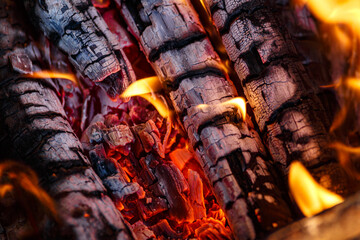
[[203, 0, 356, 195], [0, 1, 136, 239], [119, 0, 293, 238], [23, 0, 136, 98]]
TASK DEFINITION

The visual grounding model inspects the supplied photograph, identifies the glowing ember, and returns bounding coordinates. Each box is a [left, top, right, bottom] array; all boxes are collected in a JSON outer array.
[[289, 162, 344, 217], [24, 70, 78, 84]]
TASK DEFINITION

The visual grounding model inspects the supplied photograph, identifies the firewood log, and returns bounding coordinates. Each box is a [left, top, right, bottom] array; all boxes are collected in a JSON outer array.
[[0, 1, 136, 239], [23, 0, 136, 98], [268, 0, 339, 126], [201, 0, 357, 195], [118, 0, 293, 238]]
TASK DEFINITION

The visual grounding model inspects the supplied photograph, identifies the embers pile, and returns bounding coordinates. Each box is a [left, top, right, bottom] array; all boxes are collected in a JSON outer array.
[[79, 98, 231, 239]]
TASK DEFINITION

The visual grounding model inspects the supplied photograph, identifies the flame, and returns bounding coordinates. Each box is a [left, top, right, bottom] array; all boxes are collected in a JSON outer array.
[[300, 0, 360, 36], [197, 97, 247, 120], [289, 161, 344, 217], [345, 77, 360, 91], [331, 142, 360, 154], [0, 161, 58, 222], [121, 76, 170, 118], [330, 142, 360, 179], [25, 70, 78, 84], [121, 76, 162, 97], [225, 97, 247, 120]]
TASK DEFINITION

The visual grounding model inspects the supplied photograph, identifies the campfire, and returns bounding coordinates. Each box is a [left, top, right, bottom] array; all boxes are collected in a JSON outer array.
[[0, 0, 360, 239]]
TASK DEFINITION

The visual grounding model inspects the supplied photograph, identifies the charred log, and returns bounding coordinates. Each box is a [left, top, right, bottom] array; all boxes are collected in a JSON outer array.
[[119, 0, 293, 238], [23, 0, 136, 98], [0, 1, 136, 238], [268, 0, 341, 136], [202, 0, 357, 195]]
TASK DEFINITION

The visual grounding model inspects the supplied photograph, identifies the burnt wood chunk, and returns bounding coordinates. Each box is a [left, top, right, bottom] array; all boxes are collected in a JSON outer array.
[[202, 0, 356, 195], [119, 0, 293, 238], [0, 1, 136, 239], [23, 0, 135, 98]]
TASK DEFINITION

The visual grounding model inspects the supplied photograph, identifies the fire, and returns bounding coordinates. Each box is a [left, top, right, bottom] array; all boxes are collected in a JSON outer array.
[[121, 76, 162, 96], [345, 77, 360, 92], [197, 97, 247, 120], [24, 70, 78, 84], [289, 161, 344, 217], [331, 142, 360, 179], [121, 76, 170, 118], [0, 161, 58, 223], [225, 97, 247, 120], [299, 0, 360, 36]]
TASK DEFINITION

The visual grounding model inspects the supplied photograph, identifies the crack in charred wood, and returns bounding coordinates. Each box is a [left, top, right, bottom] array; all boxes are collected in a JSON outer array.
[[165, 66, 225, 91], [219, 4, 266, 35], [148, 32, 207, 62], [55, 190, 104, 199]]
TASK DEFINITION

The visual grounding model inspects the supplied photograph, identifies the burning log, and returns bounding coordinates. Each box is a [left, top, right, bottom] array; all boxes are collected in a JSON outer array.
[[119, 0, 293, 238], [201, 0, 357, 195], [0, 1, 135, 239], [23, 0, 136, 98], [267, 191, 360, 240]]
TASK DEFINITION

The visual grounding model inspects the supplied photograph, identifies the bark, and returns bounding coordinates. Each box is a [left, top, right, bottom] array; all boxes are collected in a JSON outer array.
[[119, 0, 293, 238], [23, 0, 136, 98], [202, 0, 357, 195], [267, 191, 360, 240], [0, 1, 136, 239]]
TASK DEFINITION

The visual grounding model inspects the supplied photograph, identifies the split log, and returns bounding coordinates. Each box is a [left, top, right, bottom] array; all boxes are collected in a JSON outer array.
[[0, 1, 136, 239], [119, 0, 293, 238], [267, 191, 360, 240], [23, 0, 136, 98], [202, 0, 357, 195]]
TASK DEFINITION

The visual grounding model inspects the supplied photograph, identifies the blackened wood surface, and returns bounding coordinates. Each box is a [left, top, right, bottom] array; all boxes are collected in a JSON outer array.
[[0, 1, 136, 239], [23, 0, 135, 98], [119, 0, 293, 239], [203, 0, 355, 195], [269, 0, 339, 127]]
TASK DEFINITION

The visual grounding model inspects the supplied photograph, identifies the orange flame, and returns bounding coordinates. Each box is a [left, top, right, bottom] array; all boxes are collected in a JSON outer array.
[[345, 77, 360, 91], [225, 97, 247, 120], [25, 70, 78, 84], [197, 97, 247, 120], [0, 161, 58, 226], [121, 76, 170, 118], [300, 0, 360, 36], [289, 161, 344, 217]]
